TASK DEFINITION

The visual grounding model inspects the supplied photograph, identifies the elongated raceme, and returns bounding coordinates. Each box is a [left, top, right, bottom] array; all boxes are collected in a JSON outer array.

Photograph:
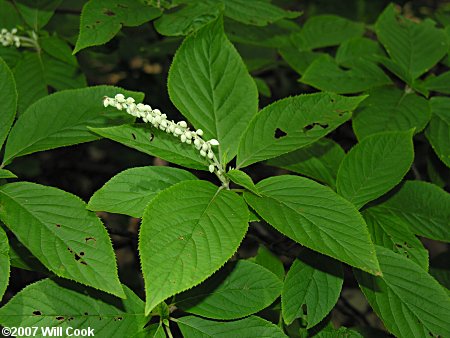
[[103, 94, 228, 186]]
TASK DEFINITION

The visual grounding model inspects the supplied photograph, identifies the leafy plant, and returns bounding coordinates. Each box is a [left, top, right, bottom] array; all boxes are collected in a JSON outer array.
[[0, 1, 449, 337]]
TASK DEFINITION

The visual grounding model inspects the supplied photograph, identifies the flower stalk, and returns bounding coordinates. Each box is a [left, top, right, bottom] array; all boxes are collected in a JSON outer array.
[[103, 94, 229, 188]]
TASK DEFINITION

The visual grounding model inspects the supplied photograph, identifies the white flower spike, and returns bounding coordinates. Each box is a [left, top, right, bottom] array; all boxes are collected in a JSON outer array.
[[103, 94, 228, 187]]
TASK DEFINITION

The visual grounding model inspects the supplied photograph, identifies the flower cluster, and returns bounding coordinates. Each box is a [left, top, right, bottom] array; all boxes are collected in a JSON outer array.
[[103, 94, 228, 185], [0, 28, 20, 47]]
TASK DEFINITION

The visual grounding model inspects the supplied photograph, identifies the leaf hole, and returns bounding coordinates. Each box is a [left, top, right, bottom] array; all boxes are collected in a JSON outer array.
[[56, 316, 64, 321], [114, 316, 123, 321], [85, 237, 96, 243], [33, 310, 42, 316], [67, 247, 73, 254], [56, 224, 61, 228], [274, 128, 287, 139], [103, 9, 116, 16], [80, 251, 85, 256], [80, 261, 88, 266], [84, 312, 89, 316], [303, 122, 329, 132], [301, 303, 308, 315], [149, 133, 154, 142], [131, 133, 136, 140]]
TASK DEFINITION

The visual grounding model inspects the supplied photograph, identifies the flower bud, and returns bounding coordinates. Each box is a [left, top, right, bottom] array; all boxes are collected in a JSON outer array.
[[178, 121, 187, 128], [201, 143, 209, 151], [115, 94, 125, 102], [207, 151, 214, 159], [209, 139, 219, 146], [200, 150, 207, 157], [180, 134, 186, 143], [209, 164, 215, 173], [196, 129, 204, 136]]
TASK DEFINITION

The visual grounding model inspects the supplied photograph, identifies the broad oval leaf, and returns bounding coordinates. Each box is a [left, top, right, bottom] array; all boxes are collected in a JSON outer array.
[[74, 0, 162, 53], [374, 181, 450, 242], [168, 17, 258, 161], [254, 245, 285, 280], [14, 0, 61, 31], [355, 246, 450, 337], [267, 138, 345, 189], [0, 279, 146, 337], [301, 57, 391, 94], [352, 86, 430, 140], [89, 124, 209, 170], [282, 251, 343, 328], [0, 182, 125, 297], [0, 169, 16, 179], [424, 71, 450, 94], [176, 260, 282, 320], [0, 57, 17, 151], [154, 1, 222, 36], [294, 15, 364, 51], [226, 169, 260, 195], [363, 207, 428, 270], [88, 166, 197, 218], [244, 175, 380, 275], [425, 97, 450, 168], [375, 4, 449, 82], [336, 130, 414, 209], [2, 86, 143, 166], [237, 93, 365, 168], [139, 180, 249, 314], [335, 37, 385, 67], [177, 315, 288, 338], [223, 0, 300, 26], [0, 227, 9, 300]]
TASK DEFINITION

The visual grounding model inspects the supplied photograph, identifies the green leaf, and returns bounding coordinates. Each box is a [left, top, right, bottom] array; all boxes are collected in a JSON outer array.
[[225, 18, 300, 48], [177, 315, 288, 338], [254, 245, 285, 280], [425, 97, 450, 167], [0, 279, 147, 336], [0, 182, 125, 298], [154, 1, 222, 36], [314, 326, 363, 338], [373, 181, 450, 242], [223, 0, 300, 26], [89, 124, 209, 170], [88, 166, 197, 218], [301, 57, 391, 94], [2, 86, 143, 166], [0, 227, 9, 300], [363, 207, 428, 270], [294, 15, 365, 51], [8, 235, 46, 272], [0, 169, 16, 179], [14, 0, 61, 30], [335, 37, 385, 67], [236, 93, 365, 168], [282, 251, 343, 328], [176, 260, 282, 319], [336, 130, 414, 209], [243, 175, 380, 275], [253, 77, 271, 97], [424, 71, 450, 94], [355, 246, 450, 337], [40, 36, 78, 66], [279, 49, 327, 75], [267, 138, 345, 189], [12, 53, 46, 113], [74, 0, 162, 53], [227, 169, 259, 195], [352, 86, 431, 140], [375, 4, 449, 82], [131, 324, 166, 338], [0, 57, 16, 151], [139, 180, 248, 314], [168, 17, 258, 161]]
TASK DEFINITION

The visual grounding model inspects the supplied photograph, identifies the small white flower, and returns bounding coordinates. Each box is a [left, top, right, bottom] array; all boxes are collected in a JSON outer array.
[[115, 94, 125, 102], [200, 150, 207, 157], [196, 129, 204, 136], [126, 97, 135, 104], [174, 128, 183, 135], [209, 139, 219, 146], [201, 143, 209, 152], [207, 151, 214, 159], [180, 134, 187, 143], [209, 164, 215, 173], [178, 121, 187, 128], [153, 109, 161, 116]]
